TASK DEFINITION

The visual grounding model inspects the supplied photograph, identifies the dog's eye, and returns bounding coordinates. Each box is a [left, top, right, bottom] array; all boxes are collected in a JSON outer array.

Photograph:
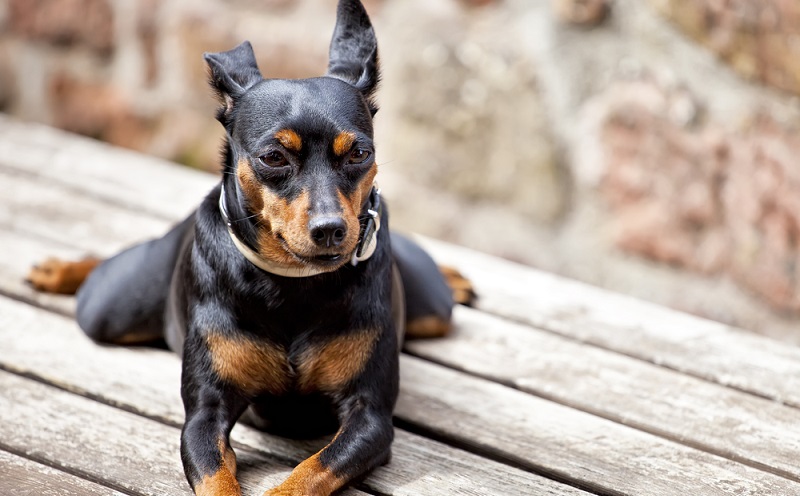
[[347, 148, 372, 165], [258, 151, 289, 168]]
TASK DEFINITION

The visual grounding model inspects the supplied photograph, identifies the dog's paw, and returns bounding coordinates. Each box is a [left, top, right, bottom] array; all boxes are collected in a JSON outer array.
[[26, 257, 100, 295], [439, 265, 477, 306]]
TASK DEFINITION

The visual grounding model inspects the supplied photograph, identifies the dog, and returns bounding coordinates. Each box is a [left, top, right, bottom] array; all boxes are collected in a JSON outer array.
[[26, 1, 474, 494]]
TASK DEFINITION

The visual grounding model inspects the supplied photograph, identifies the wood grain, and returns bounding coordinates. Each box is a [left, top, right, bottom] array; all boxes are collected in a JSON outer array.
[[0, 115, 214, 220], [405, 306, 800, 481], [0, 294, 796, 495], [397, 356, 800, 496], [0, 450, 126, 496], [415, 236, 800, 408]]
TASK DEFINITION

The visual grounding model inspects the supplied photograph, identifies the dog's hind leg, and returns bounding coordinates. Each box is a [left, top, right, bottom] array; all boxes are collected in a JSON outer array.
[[50, 213, 196, 345], [390, 232, 475, 339]]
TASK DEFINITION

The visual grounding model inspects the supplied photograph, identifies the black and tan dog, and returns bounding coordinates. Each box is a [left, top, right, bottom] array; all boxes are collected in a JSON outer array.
[[27, 1, 474, 495]]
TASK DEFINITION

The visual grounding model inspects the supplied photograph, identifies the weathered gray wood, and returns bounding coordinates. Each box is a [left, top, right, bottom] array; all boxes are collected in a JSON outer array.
[[0, 168, 172, 255], [415, 236, 800, 408], [397, 356, 800, 496], [406, 306, 800, 481], [0, 294, 584, 496], [0, 450, 126, 496], [2, 115, 799, 410], [0, 294, 796, 495], [0, 370, 366, 496], [0, 115, 215, 220]]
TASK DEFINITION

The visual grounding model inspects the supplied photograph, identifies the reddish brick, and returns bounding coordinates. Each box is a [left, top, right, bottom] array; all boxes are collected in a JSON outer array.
[[49, 73, 153, 150], [651, 0, 800, 95], [8, 0, 114, 55], [599, 79, 800, 312]]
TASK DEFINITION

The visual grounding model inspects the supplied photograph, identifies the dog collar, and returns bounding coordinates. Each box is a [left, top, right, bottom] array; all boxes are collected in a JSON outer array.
[[218, 183, 382, 277]]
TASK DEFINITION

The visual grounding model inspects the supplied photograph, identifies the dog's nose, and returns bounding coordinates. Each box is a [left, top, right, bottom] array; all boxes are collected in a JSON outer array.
[[309, 216, 347, 248]]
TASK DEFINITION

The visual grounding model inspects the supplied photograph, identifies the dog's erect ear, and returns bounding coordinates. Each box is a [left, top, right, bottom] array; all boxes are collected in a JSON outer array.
[[204, 41, 262, 118], [327, 0, 380, 112]]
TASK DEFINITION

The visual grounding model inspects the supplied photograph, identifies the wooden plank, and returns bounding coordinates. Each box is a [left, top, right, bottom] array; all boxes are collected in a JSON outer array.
[[2, 117, 798, 409], [397, 356, 800, 496], [0, 295, 796, 495], [416, 236, 800, 408], [406, 306, 800, 481], [0, 450, 126, 496], [0, 370, 361, 496], [0, 168, 172, 256], [0, 115, 215, 220], [5, 222, 799, 485], [0, 295, 583, 496]]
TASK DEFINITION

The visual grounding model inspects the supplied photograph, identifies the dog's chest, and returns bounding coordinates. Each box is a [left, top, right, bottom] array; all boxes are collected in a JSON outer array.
[[206, 331, 377, 396]]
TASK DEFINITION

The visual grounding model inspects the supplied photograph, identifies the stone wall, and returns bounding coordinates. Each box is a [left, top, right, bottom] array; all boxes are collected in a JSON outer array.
[[2, 0, 800, 342]]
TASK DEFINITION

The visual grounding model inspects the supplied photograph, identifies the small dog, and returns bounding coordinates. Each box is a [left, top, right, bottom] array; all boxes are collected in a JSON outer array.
[[27, 1, 473, 494]]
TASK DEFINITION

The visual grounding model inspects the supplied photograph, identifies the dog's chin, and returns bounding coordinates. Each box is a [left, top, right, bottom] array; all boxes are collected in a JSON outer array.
[[299, 252, 348, 269], [275, 234, 351, 270]]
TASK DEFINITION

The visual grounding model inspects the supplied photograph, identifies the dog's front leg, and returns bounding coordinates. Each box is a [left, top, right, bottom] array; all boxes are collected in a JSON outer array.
[[264, 399, 394, 496], [180, 336, 250, 496]]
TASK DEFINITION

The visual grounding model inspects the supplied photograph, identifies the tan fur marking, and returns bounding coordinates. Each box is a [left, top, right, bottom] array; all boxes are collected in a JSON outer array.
[[195, 468, 240, 496], [263, 452, 344, 496], [194, 439, 240, 496], [194, 438, 242, 496], [337, 162, 377, 254], [275, 129, 302, 152], [218, 437, 237, 478], [439, 264, 477, 306], [206, 334, 290, 396], [406, 315, 452, 339], [114, 331, 164, 345], [257, 189, 317, 266], [297, 331, 378, 393], [332, 131, 357, 156], [236, 158, 265, 214], [27, 257, 101, 295]]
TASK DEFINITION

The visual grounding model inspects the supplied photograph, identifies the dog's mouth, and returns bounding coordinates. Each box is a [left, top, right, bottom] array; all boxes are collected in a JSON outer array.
[[311, 253, 343, 263], [275, 234, 347, 268]]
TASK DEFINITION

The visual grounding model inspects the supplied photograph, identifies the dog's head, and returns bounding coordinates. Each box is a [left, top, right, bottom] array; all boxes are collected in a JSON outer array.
[[206, 0, 380, 272]]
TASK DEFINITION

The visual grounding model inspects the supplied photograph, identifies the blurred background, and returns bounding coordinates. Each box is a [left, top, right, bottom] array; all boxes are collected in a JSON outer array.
[[1, 0, 800, 343]]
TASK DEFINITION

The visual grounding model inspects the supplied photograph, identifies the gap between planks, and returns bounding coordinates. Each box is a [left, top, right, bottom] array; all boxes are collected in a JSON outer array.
[[4, 172, 800, 490], [0, 449, 131, 496], [1, 290, 798, 495]]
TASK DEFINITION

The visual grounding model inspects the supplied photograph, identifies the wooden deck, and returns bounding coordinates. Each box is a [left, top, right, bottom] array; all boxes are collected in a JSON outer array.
[[1, 114, 800, 496]]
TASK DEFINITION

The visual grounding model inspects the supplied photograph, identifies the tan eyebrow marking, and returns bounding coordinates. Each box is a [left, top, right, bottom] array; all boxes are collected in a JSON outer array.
[[274, 129, 302, 152], [333, 131, 357, 156]]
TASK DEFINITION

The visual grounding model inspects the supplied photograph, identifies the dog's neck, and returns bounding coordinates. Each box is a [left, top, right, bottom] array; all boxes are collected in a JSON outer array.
[[218, 182, 381, 278]]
